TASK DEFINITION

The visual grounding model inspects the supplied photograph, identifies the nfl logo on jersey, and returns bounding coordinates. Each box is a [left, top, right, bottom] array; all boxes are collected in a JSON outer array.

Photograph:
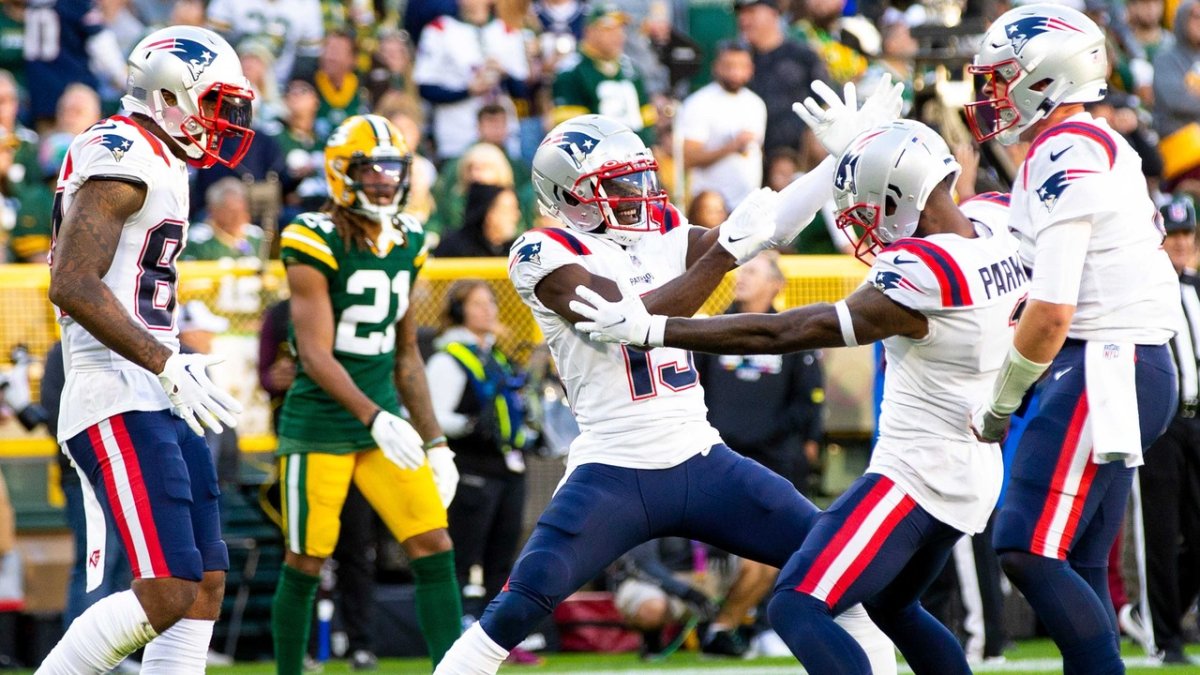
[[1104, 343, 1120, 359]]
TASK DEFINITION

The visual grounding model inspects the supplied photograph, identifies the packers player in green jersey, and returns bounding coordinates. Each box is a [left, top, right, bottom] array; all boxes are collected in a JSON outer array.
[[271, 114, 462, 673]]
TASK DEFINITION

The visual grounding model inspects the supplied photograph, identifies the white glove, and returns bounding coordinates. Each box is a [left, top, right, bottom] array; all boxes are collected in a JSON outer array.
[[792, 73, 905, 158], [717, 187, 781, 265], [970, 405, 1010, 444], [370, 410, 426, 470], [157, 352, 243, 435], [426, 445, 459, 507], [570, 281, 665, 347]]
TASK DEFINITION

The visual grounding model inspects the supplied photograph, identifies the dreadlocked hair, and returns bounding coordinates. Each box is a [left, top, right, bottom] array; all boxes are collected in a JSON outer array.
[[326, 201, 391, 252]]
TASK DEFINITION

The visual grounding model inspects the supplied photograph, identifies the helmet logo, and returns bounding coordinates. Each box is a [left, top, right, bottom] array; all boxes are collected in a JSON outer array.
[[541, 130, 601, 167], [145, 37, 216, 80], [88, 133, 133, 162], [1004, 16, 1084, 55], [1035, 168, 1097, 212], [835, 151, 859, 194]]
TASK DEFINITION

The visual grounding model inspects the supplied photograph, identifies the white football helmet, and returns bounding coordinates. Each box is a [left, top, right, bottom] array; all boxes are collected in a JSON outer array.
[[531, 115, 666, 247], [833, 120, 962, 262], [123, 26, 255, 168], [967, 4, 1107, 145]]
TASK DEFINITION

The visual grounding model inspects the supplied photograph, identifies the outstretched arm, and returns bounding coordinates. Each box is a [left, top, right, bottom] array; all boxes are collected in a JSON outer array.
[[573, 282, 927, 354], [48, 179, 172, 374]]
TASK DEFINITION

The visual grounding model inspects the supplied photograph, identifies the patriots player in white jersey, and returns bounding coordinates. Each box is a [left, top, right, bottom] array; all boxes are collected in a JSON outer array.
[[575, 119, 1028, 674], [967, 5, 1180, 673], [38, 25, 254, 675], [435, 79, 907, 675]]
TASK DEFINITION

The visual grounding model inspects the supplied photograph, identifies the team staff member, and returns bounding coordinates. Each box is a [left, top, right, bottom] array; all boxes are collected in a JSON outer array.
[[271, 114, 461, 673]]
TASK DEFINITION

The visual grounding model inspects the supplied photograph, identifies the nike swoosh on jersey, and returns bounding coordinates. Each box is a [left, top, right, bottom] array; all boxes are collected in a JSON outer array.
[[893, 256, 919, 265], [727, 234, 751, 243], [1053, 366, 1073, 380], [1049, 146, 1072, 162]]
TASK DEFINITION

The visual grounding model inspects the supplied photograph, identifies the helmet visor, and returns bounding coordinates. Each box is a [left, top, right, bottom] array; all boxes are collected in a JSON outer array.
[[835, 202, 884, 264], [965, 60, 1023, 142], [188, 82, 256, 168], [596, 168, 666, 230], [349, 157, 410, 206]]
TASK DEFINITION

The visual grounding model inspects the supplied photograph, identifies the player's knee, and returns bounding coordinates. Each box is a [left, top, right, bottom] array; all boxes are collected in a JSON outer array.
[[767, 587, 827, 633], [998, 549, 1049, 585], [401, 528, 453, 559], [507, 549, 575, 606], [284, 550, 325, 577], [133, 577, 200, 632]]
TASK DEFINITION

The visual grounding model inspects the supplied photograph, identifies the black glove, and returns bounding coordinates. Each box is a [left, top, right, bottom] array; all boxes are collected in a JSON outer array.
[[681, 587, 719, 622]]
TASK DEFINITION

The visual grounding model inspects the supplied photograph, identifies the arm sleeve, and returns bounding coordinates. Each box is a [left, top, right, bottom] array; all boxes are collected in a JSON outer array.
[[776, 157, 835, 236], [1028, 220, 1091, 306], [425, 353, 473, 437]]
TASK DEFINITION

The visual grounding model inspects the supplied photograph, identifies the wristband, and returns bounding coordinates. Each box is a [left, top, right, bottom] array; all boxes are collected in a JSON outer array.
[[368, 409, 383, 428], [647, 315, 667, 348], [835, 300, 858, 347], [423, 435, 448, 450]]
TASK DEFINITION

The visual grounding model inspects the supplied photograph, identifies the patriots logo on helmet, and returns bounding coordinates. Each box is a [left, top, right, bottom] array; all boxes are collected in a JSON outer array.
[[144, 37, 216, 80], [873, 270, 924, 294], [541, 130, 601, 166], [834, 151, 860, 194], [87, 134, 133, 162], [1035, 169, 1097, 212], [513, 241, 542, 266], [1005, 16, 1085, 55]]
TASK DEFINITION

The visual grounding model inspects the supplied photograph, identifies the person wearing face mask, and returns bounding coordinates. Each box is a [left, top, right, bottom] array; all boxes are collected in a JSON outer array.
[[434, 183, 522, 258], [272, 114, 462, 672]]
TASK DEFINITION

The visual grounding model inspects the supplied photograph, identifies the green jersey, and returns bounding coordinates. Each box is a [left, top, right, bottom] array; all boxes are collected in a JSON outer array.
[[277, 210, 428, 454], [552, 49, 657, 145]]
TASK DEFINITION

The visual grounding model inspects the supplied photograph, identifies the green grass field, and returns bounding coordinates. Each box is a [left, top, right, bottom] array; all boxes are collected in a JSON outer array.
[[39, 640, 1186, 674]]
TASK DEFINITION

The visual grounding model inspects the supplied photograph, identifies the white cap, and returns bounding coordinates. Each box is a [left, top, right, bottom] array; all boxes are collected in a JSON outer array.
[[179, 300, 230, 334]]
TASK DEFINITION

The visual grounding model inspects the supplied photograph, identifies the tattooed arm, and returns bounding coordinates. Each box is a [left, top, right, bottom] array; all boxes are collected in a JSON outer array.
[[394, 292, 445, 443], [47, 178, 172, 374]]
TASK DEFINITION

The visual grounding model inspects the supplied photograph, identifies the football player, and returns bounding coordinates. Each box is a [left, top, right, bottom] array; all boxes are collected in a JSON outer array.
[[574, 119, 1027, 675], [435, 75, 906, 675], [271, 114, 461, 672], [968, 5, 1180, 673], [39, 25, 253, 674]]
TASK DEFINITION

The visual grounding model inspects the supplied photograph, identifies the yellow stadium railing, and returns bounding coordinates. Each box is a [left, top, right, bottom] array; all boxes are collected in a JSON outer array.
[[0, 254, 870, 459]]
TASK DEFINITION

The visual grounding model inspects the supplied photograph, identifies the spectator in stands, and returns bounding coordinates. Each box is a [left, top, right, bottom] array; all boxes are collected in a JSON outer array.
[[735, 0, 829, 161], [239, 38, 285, 126], [552, 4, 657, 144], [272, 79, 327, 217], [426, 281, 531, 623], [695, 250, 823, 493], [364, 28, 415, 110], [376, 91, 437, 224], [0, 71, 40, 188], [414, 0, 531, 160], [23, 0, 125, 128], [1128, 195, 1200, 666], [96, 0, 144, 55], [535, 0, 587, 64], [791, 0, 869, 85], [859, 9, 917, 116], [313, 30, 367, 133], [434, 183, 522, 258], [188, 123, 286, 223], [257, 299, 294, 432], [1087, 92, 1164, 192], [1153, 0, 1200, 186], [440, 104, 531, 201], [182, 177, 264, 261], [637, 0, 703, 100], [3, 125, 53, 263], [685, 190, 729, 229], [679, 40, 765, 210], [0, 4, 25, 89], [37, 84, 101, 184], [166, 0, 204, 28], [611, 539, 720, 658], [207, 0, 324, 84], [428, 142, 524, 240], [1128, 0, 1174, 62]]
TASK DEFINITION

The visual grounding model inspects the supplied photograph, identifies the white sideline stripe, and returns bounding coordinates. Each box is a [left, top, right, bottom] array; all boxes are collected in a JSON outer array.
[[1037, 406, 1094, 558], [562, 656, 1162, 674], [807, 482, 907, 602], [95, 418, 154, 575]]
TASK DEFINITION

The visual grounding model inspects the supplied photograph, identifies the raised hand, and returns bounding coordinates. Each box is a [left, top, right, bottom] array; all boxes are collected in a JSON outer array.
[[793, 73, 905, 158]]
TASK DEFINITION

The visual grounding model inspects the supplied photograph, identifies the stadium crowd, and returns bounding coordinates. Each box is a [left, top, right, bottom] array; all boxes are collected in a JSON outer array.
[[0, 0, 1198, 671]]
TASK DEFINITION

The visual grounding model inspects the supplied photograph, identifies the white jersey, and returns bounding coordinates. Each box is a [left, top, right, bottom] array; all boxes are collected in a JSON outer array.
[[868, 195, 1024, 533], [50, 116, 191, 442], [206, 0, 323, 85], [1010, 112, 1179, 344], [508, 208, 722, 471]]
